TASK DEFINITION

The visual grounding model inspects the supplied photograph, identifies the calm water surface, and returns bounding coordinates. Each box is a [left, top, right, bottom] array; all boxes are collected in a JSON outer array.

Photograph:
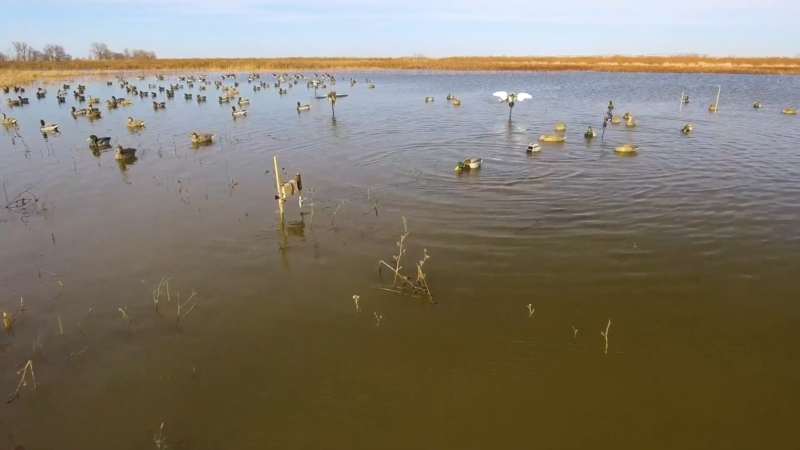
[[1, 71, 800, 449]]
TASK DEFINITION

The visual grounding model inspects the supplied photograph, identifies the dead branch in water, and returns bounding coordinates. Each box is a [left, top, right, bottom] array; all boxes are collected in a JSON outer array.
[[7, 360, 37, 403], [376, 217, 435, 303], [175, 290, 197, 328], [601, 319, 611, 354]]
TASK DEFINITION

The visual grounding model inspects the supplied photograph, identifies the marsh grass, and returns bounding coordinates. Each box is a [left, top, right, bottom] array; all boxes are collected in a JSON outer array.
[[3, 55, 800, 85]]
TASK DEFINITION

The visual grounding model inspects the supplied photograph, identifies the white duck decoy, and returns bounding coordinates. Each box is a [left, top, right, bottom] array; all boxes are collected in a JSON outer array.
[[526, 143, 542, 153], [493, 91, 532, 121]]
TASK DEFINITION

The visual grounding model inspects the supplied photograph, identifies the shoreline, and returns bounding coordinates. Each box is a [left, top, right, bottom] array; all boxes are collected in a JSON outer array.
[[3, 56, 800, 85]]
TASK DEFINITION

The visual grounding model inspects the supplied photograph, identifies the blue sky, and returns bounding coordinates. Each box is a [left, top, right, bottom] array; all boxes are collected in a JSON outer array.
[[3, 0, 799, 58]]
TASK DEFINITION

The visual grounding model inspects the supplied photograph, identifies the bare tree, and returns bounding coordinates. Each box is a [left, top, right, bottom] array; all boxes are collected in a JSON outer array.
[[30, 49, 45, 61], [122, 48, 131, 59], [0, 51, 8, 61], [131, 49, 157, 60], [12, 41, 32, 61], [42, 44, 71, 61], [89, 42, 112, 60]]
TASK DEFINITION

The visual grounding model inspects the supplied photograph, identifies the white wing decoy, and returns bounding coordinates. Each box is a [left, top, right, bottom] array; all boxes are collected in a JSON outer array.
[[495, 91, 533, 121], [493, 91, 509, 101]]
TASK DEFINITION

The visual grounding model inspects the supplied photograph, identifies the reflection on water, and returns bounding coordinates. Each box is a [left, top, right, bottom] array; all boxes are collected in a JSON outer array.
[[1, 71, 800, 449]]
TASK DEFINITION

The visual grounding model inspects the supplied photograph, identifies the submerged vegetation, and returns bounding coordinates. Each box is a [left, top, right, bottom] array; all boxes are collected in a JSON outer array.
[[2, 55, 800, 86]]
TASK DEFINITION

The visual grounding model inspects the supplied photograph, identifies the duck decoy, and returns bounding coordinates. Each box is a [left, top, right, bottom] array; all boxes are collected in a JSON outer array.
[[539, 134, 566, 143], [584, 126, 596, 139], [753, 101, 762, 108], [526, 143, 542, 153], [782, 108, 797, 115], [1, 113, 18, 125], [152, 102, 166, 109], [40, 120, 59, 132], [189, 132, 216, 143], [88, 135, 112, 147], [231, 106, 248, 117], [297, 101, 311, 112], [615, 144, 639, 154], [126, 117, 146, 127], [71, 106, 88, 116], [682, 124, 693, 134], [115, 144, 137, 160]]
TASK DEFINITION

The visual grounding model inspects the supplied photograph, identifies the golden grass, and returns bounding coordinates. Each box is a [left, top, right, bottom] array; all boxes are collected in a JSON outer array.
[[2, 55, 800, 85]]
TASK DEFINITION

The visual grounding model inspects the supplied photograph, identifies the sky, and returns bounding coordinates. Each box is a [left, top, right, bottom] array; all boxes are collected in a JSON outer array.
[[2, 0, 799, 59]]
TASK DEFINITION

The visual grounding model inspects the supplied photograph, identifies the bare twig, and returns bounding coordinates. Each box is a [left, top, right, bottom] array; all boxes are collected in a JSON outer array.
[[572, 325, 578, 338], [527, 304, 534, 317], [119, 308, 131, 329], [377, 218, 435, 303], [601, 319, 611, 354], [7, 360, 37, 403], [353, 295, 360, 313], [58, 316, 64, 335], [175, 290, 197, 328], [67, 346, 88, 361], [374, 312, 382, 327]]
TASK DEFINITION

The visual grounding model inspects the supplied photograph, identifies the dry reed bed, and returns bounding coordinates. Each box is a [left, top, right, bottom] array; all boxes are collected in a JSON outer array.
[[2, 56, 800, 85]]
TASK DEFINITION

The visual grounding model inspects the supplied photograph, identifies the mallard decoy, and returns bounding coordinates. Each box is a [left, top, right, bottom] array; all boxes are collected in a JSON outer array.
[[297, 101, 311, 111], [608, 100, 614, 109], [753, 101, 762, 108], [71, 106, 88, 116], [117, 97, 133, 105], [1, 113, 19, 125], [184, 93, 193, 100], [425, 97, 434, 102], [189, 132, 216, 143], [218, 96, 230, 103], [87, 135, 111, 147], [615, 144, 638, 154], [126, 117, 146, 127], [231, 106, 248, 117], [782, 108, 798, 115], [555, 123, 567, 131], [115, 144, 137, 160], [106, 99, 118, 108], [40, 120, 59, 132], [152, 102, 166, 109], [87, 108, 102, 119], [197, 96, 207, 103], [682, 124, 693, 134], [682, 95, 690, 104], [452, 98, 461, 106], [539, 134, 566, 143], [622, 112, 631, 120], [88, 96, 100, 104], [237, 97, 250, 105], [584, 126, 596, 138], [18, 96, 29, 104], [57, 95, 66, 103], [368, 84, 375, 89], [446, 94, 455, 100], [526, 143, 542, 153], [6, 98, 21, 107]]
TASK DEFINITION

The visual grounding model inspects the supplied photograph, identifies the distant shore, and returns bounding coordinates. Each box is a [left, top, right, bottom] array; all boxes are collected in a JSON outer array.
[[2, 56, 800, 85]]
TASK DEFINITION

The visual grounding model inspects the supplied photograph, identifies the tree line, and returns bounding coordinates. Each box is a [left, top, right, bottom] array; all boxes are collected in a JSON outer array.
[[0, 41, 157, 62]]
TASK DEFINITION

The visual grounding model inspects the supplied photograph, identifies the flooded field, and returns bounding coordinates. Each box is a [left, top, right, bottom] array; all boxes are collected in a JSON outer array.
[[2, 71, 800, 449]]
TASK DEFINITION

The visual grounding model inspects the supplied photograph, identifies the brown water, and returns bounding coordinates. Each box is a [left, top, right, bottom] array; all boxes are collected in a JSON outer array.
[[2, 71, 800, 449]]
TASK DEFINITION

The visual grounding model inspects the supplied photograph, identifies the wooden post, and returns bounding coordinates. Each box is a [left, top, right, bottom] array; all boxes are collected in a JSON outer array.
[[715, 86, 721, 113], [273, 156, 284, 215], [680, 90, 684, 111]]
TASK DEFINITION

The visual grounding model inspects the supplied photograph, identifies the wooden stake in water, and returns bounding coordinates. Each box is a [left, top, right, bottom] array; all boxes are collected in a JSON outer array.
[[273, 156, 284, 215], [679, 90, 685, 112], [714, 85, 721, 113]]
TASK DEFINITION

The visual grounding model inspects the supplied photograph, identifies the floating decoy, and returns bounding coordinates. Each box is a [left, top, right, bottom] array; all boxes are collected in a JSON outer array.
[[231, 106, 248, 117], [40, 120, 59, 132], [615, 144, 639, 154], [297, 101, 311, 112], [87, 135, 112, 147], [189, 132, 216, 143], [682, 124, 693, 133], [584, 126, 596, 138], [127, 117, 146, 127], [114, 144, 137, 160], [1, 113, 18, 125]]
